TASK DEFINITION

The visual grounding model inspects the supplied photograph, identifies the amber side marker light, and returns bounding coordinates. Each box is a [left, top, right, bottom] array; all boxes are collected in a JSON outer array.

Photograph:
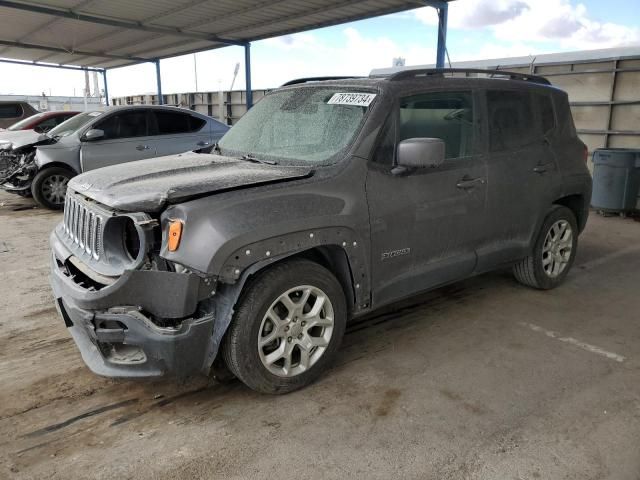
[[168, 220, 183, 252]]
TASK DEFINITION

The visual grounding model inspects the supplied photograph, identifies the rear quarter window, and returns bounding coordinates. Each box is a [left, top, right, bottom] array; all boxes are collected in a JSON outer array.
[[536, 92, 555, 134]]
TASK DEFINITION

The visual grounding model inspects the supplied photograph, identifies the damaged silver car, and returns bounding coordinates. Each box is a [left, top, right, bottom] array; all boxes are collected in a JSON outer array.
[[2, 106, 229, 209]]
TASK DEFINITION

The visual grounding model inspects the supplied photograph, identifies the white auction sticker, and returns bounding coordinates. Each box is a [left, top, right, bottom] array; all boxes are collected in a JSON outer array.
[[327, 92, 376, 107]]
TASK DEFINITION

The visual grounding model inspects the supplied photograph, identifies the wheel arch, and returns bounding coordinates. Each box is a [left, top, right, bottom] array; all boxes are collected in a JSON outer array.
[[553, 193, 587, 232], [201, 243, 363, 374], [36, 161, 78, 175]]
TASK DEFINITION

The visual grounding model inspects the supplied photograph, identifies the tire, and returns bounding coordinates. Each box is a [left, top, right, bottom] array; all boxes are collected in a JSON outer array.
[[31, 167, 73, 210], [513, 205, 578, 290], [222, 259, 347, 394]]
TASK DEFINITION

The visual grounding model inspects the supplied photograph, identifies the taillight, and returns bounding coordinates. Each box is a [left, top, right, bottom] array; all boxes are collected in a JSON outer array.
[[583, 144, 589, 163]]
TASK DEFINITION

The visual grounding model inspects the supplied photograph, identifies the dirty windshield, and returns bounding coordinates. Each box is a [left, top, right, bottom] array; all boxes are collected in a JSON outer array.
[[48, 110, 103, 138], [218, 87, 375, 165]]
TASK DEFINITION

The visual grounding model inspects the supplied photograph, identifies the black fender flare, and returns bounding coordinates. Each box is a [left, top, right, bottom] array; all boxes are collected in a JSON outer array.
[[200, 229, 371, 373]]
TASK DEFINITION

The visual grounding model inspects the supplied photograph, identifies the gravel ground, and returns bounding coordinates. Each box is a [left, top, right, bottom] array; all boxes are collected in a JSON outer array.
[[1, 190, 639, 480]]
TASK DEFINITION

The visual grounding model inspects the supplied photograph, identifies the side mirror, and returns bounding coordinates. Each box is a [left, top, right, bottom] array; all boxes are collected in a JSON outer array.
[[83, 128, 104, 142], [396, 138, 445, 171]]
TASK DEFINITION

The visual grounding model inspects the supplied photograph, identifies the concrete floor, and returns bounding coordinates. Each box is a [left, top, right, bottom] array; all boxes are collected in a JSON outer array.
[[0, 190, 639, 480]]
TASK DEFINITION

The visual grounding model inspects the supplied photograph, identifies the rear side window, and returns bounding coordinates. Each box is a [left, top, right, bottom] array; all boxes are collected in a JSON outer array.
[[399, 91, 474, 159], [487, 90, 536, 151], [553, 94, 577, 138], [0, 103, 23, 119], [95, 111, 148, 139], [153, 111, 206, 134]]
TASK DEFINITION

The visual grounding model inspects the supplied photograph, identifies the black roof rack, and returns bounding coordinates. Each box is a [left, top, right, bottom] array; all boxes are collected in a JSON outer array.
[[385, 68, 551, 86], [281, 76, 365, 86]]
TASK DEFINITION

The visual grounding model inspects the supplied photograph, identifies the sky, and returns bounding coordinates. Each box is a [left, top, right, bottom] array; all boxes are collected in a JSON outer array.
[[0, 0, 639, 99]]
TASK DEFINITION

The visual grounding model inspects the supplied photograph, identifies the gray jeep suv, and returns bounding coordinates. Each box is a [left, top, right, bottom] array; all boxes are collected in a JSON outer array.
[[50, 69, 592, 394]]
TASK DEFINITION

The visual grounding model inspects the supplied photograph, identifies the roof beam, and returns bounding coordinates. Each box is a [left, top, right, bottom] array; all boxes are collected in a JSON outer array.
[[0, 0, 247, 47], [0, 39, 151, 63], [0, 57, 104, 72]]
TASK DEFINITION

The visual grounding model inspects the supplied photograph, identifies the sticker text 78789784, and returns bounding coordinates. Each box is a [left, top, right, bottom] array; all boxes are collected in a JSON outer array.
[[327, 92, 377, 107]]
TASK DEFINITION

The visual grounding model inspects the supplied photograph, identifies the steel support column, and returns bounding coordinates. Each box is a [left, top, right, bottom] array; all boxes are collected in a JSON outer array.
[[102, 69, 109, 106], [155, 59, 163, 105], [244, 43, 253, 109], [436, 2, 448, 69]]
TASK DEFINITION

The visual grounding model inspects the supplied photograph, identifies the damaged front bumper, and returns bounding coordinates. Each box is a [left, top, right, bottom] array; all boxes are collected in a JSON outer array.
[[50, 230, 216, 378]]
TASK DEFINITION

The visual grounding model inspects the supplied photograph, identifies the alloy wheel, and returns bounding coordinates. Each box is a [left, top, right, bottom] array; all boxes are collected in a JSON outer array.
[[41, 174, 69, 206], [542, 219, 573, 278], [258, 285, 334, 377]]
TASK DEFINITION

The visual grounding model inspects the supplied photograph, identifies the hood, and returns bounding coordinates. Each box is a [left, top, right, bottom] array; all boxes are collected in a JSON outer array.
[[0, 129, 54, 151], [68, 152, 314, 212]]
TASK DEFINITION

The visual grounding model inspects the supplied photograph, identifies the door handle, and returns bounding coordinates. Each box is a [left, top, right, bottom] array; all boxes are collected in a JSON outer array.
[[456, 177, 486, 189], [136, 144, 150, 151], [533, 163, 553, 174], [196, 141, 210, 147]]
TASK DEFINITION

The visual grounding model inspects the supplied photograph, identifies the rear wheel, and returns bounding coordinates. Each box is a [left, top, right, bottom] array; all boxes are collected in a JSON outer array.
[[513, 205, 578, 289], [31, 167, 73, 210], [222, 259, 347, 394]]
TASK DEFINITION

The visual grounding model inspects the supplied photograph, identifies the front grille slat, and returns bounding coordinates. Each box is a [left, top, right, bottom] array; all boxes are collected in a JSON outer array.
[[61, 193, 103, 261], [79, 207, 85, 248]]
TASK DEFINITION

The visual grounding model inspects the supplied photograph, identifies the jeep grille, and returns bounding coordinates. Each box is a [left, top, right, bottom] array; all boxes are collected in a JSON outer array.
[[63, 194, 103, 260]]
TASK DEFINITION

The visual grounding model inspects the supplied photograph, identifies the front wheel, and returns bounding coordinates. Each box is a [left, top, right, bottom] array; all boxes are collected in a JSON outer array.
[[222, 259, 347, 394], [31, 167, 73, 210], [513, 205, 578, 289]]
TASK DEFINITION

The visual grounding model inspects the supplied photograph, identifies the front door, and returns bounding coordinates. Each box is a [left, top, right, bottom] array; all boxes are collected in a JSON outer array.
[[80, 109, 157, 171], [366, 90, 488, 307]]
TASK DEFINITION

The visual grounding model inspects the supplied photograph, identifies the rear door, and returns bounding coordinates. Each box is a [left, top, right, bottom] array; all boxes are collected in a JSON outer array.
[[366, 90, 488, 306], [150, 110, 212, 156], [80, 109, 157, 171], [475, 88, 558, 270]]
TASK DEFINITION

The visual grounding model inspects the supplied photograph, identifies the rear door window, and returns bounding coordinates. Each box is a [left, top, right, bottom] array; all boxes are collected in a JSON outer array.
[[95, 111, 148, 140], [153, 111, 206, 135], [487, 90, 537, 151], [399, 91, 475, 159]]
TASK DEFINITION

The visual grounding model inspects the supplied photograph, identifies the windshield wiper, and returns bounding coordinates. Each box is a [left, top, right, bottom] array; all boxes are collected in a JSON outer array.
[[240, 153, 277, 165]]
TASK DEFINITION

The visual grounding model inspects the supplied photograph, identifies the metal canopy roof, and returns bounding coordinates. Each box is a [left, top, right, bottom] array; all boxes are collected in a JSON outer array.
[[0, 0, 442, 70]]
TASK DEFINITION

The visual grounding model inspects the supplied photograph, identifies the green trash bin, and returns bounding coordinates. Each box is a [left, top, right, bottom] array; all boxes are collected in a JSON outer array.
[[591, 148, 640, 214]]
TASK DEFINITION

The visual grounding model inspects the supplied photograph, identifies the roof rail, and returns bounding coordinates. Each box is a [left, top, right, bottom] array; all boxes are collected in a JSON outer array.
[[384, 68, 551, 86], [281, 76, 365, 86]]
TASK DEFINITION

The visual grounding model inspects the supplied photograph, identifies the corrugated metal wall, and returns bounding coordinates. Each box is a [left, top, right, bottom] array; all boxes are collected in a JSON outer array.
[[497, 58, 640, 157], [114, 50, 640, 162], [111, 90, 269, 125]]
